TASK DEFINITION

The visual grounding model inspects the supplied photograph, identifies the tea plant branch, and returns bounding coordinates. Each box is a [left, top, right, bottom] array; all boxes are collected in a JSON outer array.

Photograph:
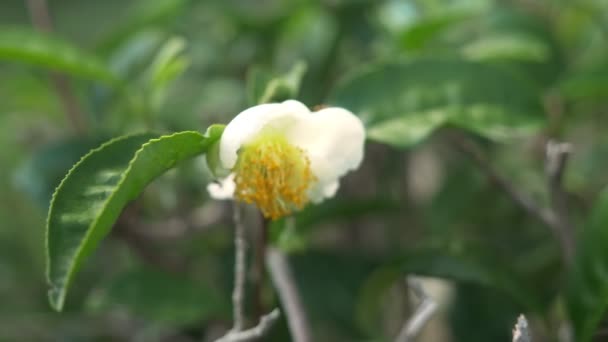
[[395, 278, 438, 342], [214, 309, 281, 342], [252, 215, 270, 319], [512, 314, 532, 342], [214, 203, 281, 342], [545, 140, 575, 261], [25, 0, 87, 134], [266, 246, 313, 342], [231, 202, 246, 331], [450, 133, 574, 264]]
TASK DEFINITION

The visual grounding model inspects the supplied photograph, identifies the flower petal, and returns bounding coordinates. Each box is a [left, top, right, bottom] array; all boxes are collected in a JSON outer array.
[[219, 100, 310, 169], [207, 173, 236, 200], [286, 107, 366, 202], [217, 100, 365, 204]]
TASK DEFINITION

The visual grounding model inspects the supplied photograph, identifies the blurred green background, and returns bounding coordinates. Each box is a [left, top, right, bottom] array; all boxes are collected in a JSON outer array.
[[1, 0, 608, 341]]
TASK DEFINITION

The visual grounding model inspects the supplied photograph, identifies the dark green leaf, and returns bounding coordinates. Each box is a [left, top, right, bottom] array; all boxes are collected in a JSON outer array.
[[330, 58, 544, 148], [96, 0, 187, 53], [0, 28, 119, 85], [86, 266, 227, 325], [356, 249, 541, 338], [567, 188, 608, 342], [558, 67, 608, 101], [14, 138, 106, 208], [269, 198, 401, 251], [46, 127, 224, 311], [400, 10, 475, 50]]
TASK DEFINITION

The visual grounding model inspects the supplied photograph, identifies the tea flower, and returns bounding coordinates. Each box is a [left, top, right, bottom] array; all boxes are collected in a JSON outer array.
[[207, 100, 365, 219]]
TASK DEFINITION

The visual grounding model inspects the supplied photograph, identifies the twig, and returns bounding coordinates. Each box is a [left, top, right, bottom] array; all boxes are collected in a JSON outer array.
[[214, 309, 281, 342], [231, 202, 246, 331], [395, 278, 438, 342], [450, 133, 574, 264], [546, 141, 575, 263], [266, 247, 313, 342], [512, 314, 532, 342], [25, 0, 87, 135], [252, 215, 269, 319], [214, 204, 281, 342]]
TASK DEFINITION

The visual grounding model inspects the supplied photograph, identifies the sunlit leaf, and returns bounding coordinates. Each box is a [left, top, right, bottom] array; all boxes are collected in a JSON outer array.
[[46, 126, 224, 311], [330, 58, 544, 148], [247, 61, 307, 105], [462, 33, 550, 62]]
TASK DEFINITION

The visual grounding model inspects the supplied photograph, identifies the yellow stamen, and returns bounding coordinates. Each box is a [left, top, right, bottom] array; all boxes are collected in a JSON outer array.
[[233, 132, 315, 220]]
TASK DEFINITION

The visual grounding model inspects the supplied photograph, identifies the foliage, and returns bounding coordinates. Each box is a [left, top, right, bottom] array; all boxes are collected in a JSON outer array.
[[1, 0, 608, 341]]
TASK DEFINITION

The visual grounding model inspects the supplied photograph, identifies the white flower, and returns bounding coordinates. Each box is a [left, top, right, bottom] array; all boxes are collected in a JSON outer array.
[[207, 99, 365, 219]]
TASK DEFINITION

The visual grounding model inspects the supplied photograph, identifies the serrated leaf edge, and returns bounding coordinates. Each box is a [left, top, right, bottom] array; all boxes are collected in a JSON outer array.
[[45, 130, 217, 311]]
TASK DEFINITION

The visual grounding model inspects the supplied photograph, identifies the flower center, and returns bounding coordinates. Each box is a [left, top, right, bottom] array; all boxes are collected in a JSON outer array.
[[233, 132, 316, 220]]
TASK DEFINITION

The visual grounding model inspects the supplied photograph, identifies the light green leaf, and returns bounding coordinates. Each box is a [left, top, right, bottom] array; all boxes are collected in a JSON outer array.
[[567, 188, 608, 342], [0, 28, 119, 85], [366, 108, 448, 148], [330, 58, 544, 148], [247, 61, 307, 105], [145, 36, 190, 110], [46, 127, 224, 311], [86, 266, 227, 325], [462, 33, 550, 63]]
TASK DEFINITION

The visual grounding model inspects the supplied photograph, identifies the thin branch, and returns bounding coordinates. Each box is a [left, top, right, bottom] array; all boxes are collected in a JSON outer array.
[[449, 133, 575, 264], [395, 278, 438, 342], [451, 134, 556, 227], [231, 202, 246, 331], [214, 204, 281, 342], [214, 309, 281, 342], [266, 247, 313, 342], [512, 314, 532, 342], [25, 0, 87, 135], [252, 214, 269, 319], [546, 141, 575, 263]]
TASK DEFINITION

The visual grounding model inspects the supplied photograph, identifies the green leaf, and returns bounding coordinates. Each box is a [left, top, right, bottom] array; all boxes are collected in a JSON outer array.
[[462, 33, 550, 63], [291, 251, 379, 339], [356, 249, 541, 338], [400, 10, 475, 50], [366, 108, 448, 148], [247, 61, 307, 105], [330, 58, 544, 148], [0, 28, 119, 85], [86, 266, 227, 325], [46, 127, 224, 311], [96, 0, 187, 53], [269, 198, 401, 251], [145, 36, 190, 110], [567, 188, 608, 342], [558, 66, 608, 101], [14, 137, 106, 208]]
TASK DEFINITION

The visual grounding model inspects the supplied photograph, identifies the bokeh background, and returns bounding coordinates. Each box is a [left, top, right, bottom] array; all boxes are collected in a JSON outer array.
[[1, 0, 608, 341]]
